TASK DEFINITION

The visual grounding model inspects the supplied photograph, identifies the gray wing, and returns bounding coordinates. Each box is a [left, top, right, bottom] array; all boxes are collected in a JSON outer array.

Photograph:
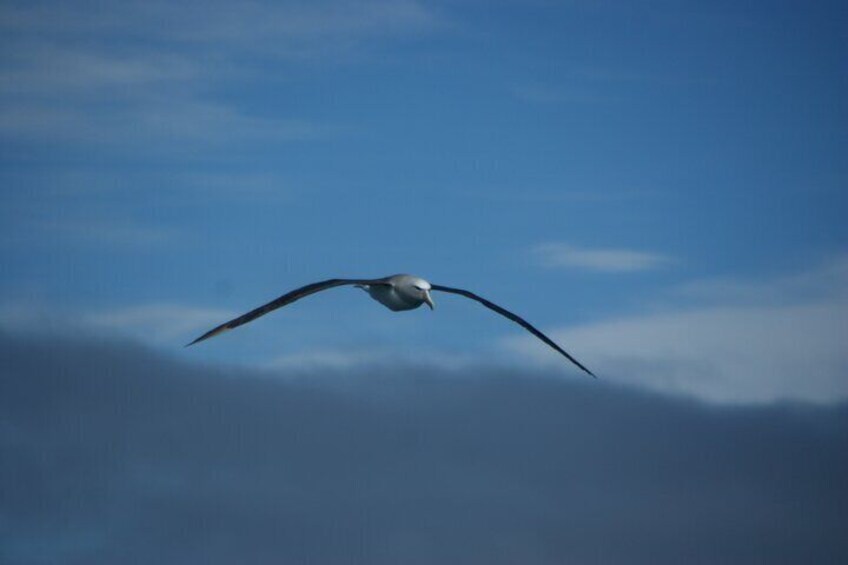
[[430, 284, 595, 378], [187, 277, 390, 346]]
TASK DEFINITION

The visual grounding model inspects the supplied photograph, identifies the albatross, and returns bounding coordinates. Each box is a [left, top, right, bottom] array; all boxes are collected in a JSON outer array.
[[187, 274, 594, 377]]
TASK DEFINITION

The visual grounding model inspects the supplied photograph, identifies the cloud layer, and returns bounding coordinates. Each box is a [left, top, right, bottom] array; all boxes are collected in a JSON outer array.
[[2, 332, 846, 564], [0, 1, 439, 148], [513, 257, 848, 404], [534, 242, 670, 272]]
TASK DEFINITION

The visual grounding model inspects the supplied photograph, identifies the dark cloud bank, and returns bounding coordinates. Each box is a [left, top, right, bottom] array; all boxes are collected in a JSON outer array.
[[1, 333, 846, 564]]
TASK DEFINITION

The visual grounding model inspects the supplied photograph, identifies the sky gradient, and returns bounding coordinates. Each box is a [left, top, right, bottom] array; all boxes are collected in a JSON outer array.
[[1, 2, 847, 562], [1, 0, 847, 404]]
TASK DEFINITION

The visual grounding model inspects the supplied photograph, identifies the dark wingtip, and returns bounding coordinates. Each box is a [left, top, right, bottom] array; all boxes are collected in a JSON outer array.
[[569, 357, 596, 379], [184, 326, 227, 348], [556, 349, 596, 378]]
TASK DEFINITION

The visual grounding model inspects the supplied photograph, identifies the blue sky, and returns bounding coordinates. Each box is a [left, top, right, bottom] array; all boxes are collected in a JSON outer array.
[[1, 0, 846, 403]]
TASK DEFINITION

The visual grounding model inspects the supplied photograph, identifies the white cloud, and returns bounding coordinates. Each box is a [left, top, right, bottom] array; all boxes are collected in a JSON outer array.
[[265, 348, 393, 371], [534, 242, 671, 272], [509, 257, 848, 404], [0, 46, 199, 95], [38, 220, 180, 248], [510, 83, 602, 105], [0, 299, 234, 346], [674, 255, 848, 305], [84, 304, 236, 344], [0, 1, 439, 45], [0, 1, 439, 148], [169, 0, 439, 44], [265, 347, 475, 372], [0, 99, 335, 146]]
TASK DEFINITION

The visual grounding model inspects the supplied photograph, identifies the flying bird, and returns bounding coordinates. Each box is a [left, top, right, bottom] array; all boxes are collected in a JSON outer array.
[[187, 274, 594, 377]]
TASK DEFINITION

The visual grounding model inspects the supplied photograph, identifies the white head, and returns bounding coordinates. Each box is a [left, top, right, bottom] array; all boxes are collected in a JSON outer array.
[[391, 274, 435, 310]]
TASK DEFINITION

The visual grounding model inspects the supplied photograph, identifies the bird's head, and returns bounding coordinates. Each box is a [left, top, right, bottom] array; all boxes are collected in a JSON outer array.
[[399, 275, 434, 310]]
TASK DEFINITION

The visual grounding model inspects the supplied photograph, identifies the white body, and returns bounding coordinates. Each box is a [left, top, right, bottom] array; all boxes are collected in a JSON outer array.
[[360, 274, 434, 312]]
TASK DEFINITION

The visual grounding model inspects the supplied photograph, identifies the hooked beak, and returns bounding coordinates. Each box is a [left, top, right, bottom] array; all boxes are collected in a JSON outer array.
[[423, 290, 435, 310]]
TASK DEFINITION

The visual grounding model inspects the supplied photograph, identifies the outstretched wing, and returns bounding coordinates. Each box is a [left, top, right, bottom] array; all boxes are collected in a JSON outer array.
[[430, 284, 595, 377], [187, 278, 390, 346]]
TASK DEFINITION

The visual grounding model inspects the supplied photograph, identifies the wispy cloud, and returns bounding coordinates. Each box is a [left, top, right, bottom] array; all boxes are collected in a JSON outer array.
[[0, 1, 440, 148], [39, 219, 180, 249], [0, 299, 235, 345], [0, 1, 440, 50], [673, 255, 848, 305], [510, 82, 606, 105], [169, 0, 439, 45], [0, 46, 199, 95], [265, 347, 475, 372], [511, 64, 717, 107], [1, 215, 183, 250], [84, 304, 236, 343], [509, 256, 848, 404], [534, 242, 671, 272], [0, 98, 337, 147]]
